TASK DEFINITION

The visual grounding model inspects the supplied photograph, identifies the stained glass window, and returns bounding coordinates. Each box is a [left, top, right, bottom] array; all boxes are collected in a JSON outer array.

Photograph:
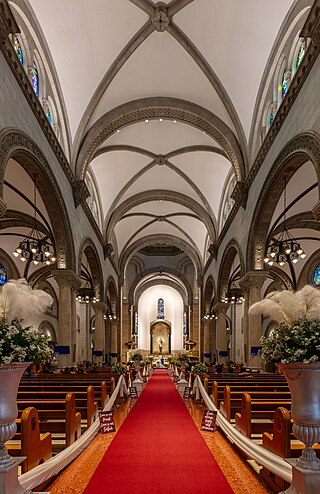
[[269, 108, 275, 127], [32, 61, 39, 96], [45, 105, 52, 125], [157, 298, 164, 319], [183, 312, 187, 334], [0, 263, 7, 286], [296, 40, 306, 70], [135, 312, 138, 334], [313, 264, 320, 286], [13, 36, 23, 65], [282, 70, 288, 99]]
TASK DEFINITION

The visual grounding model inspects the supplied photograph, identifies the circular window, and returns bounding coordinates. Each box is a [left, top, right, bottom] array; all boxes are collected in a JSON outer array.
[[0, 263, 7, 286], [312, 264, 320, 286]]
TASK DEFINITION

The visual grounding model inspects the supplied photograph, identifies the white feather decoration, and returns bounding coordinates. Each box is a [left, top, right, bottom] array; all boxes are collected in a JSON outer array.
[[0, 278, 53, 326], [249, 285, 320, 324]]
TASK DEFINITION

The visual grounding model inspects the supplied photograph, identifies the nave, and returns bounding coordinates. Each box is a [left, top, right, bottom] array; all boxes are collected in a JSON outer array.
[[46, 370, 271, 494]]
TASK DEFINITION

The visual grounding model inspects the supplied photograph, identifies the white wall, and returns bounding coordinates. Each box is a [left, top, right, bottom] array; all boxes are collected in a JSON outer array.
[[137, 285, 183, 352]]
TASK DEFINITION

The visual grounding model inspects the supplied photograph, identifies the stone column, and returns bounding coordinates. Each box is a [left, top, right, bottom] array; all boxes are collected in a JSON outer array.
[[239, 271, 269, 367], [203, 319, 210, 363], [93, 302, 107, 364], [53, 270, 81, 367], [213, 302, 228, 363], [121, 302, 131, 361], [110, 317, 118, 363]]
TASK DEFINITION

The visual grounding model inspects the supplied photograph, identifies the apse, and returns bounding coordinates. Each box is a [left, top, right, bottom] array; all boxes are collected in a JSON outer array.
[[137, 285, 184, 352]]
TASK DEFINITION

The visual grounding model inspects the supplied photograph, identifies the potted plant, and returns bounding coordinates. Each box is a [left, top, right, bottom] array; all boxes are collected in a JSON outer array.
[[193, 362, 209, 377], [250, 285, 320, 471], [0, 278, 53, 470]]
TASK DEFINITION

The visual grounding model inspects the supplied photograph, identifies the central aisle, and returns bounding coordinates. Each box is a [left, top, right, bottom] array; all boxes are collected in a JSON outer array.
[[83, 370, 234, 494]]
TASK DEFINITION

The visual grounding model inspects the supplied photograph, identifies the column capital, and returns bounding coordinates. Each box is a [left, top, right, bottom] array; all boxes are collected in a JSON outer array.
[[92, 302, 108, 314], [239, 271, 269, 290], [0, 198, 7, 217], [213, 302, 228, 314], [52, 269, 82, 290]]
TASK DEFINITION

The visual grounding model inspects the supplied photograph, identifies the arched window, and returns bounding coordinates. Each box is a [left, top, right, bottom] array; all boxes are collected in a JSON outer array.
[[157, 298, 165, 319], [0, 263, 7, 286], [32, 61, 39, 96], [45, 105, 52, 125], [295, 39, 306, 70], [282, 70, 288, 98], [13, 35, 23, 65], [312, 264, 320, 286]]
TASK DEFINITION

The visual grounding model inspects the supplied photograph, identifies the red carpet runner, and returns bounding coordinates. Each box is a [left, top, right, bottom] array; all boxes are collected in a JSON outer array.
[[83, 370, 234, 494]]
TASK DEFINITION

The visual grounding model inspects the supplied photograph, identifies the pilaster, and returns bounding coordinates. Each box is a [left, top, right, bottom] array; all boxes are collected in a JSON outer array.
[[213, 302, 228, 362]]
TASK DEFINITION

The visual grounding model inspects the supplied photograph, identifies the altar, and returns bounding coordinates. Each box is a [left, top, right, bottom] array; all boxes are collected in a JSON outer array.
[[150, 318, 171, 354]]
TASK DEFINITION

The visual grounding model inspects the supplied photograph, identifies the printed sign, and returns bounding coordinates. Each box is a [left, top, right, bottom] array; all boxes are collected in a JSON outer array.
[[99, 411, 116, 434], [200, 410, 217, 432], [129, 386, 138, 398], [183, 386, 192, 398]]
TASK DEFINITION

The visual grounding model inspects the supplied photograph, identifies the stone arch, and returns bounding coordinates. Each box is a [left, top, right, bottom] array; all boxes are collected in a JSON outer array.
[[105, 190, 216, 245], [38, 320, 57, 342], [247, 132, 320, 271], [78, 237, 104, 301], [134, 279, 188, 309], [106, 275, 118, 316], [0, 128, 75, 270], [217, 240, 245, 301], [128, 267, 192, 306], [203, 275, 216, 313], [119, 234, 202, 281], [0, 247, 20, 280], [76, 97, 245, 182]]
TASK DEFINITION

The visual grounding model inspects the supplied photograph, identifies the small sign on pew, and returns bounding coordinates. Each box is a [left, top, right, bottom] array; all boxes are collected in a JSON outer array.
[[183, 386, 192, 398], [129, 386, 138, 398], [200, 410, 217, 432], [99, 411, 116, 434]]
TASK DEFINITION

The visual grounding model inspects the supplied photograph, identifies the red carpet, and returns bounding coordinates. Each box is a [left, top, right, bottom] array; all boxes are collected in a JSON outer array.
[[83, 370, 234, 494]]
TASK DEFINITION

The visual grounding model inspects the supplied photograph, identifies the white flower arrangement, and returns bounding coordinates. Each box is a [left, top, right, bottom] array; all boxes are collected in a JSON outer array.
[[250, 285, 320, 364], [0, 279, 54, 365]]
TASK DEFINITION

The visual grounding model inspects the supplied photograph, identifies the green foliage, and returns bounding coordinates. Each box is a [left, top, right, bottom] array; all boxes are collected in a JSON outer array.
[[0, 318, 53, 365], [111, 362, 128, 374], [132, 352, 143, 361], [193, 362, 209, 374], [260, 317, 320, 364]]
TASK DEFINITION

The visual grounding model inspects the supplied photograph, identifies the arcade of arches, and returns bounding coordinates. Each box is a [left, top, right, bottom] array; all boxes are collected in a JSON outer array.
[[1, 2, 320, 368]]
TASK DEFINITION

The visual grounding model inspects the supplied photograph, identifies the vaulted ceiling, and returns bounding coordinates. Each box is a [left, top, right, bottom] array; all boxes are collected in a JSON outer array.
[[25, 0, 298, 274]]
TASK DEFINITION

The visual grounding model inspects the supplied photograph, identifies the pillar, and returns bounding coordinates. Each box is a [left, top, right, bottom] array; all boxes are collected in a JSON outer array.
[[203, 319, 210, 363], [239, 271, 269, 367], [213, 302, 228, 363], [53, 270, 81, 367], [93, 302, 107, 364], [121, 301, 131, 361]]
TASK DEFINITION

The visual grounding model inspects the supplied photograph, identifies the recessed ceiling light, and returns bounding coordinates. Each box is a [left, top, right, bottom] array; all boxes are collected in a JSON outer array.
[[145, 119, 148, 123], [173, 120, 177, 123], [117, 129, 120, 133], [159, 118, 163, 122]]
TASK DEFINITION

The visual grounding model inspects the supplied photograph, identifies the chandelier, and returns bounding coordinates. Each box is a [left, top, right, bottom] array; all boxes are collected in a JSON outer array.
[[264, 178, 306, 266], [222, 287, 244, 305], [13, 176, 56, 265], [76, 279, 99, 304]]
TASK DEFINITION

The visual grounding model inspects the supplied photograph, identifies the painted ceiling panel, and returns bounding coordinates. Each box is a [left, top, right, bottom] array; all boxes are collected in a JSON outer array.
[[88, 31, 236, 134], [90, 150, 149, 217], [98, 120, 219, 154], [28, 0, 147, 139], [120, 164, 202, 206], [170, 152, 232, 218], [175, 0, 295, 139]]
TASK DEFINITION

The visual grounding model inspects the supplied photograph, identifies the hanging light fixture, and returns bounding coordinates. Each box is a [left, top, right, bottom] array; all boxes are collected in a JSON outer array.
[[76, 279, 99, 304], [222, 263, 244, 304], [264, 178, 306, 266], [13, 175, 56, 265]]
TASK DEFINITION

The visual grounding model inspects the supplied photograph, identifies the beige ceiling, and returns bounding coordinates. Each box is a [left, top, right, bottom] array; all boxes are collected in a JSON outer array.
[[25, 0, 297, 266]]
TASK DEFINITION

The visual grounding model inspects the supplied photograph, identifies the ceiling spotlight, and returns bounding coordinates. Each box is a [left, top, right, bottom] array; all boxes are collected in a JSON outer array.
[[159, 118, 163, 122], [145, 119, 148, 123]]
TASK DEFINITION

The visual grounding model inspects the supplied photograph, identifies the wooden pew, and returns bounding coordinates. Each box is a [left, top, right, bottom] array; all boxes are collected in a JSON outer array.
[[234, 393, 292, 438], [220, 386, 291, 422], [17, 392, 81, 449], [6, 407, 52, 473], [211, 380, 289, 408]]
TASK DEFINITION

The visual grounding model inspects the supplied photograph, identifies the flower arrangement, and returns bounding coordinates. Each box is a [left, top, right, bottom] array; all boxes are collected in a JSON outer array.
[[193, 362, 209, 375], [0, 278, 54, 366], [132, 351, 143, 361], [250, 285, 320, 364], [0, 318, 53, 365], [111, 362, 127, 374], [178, 352, 188, 362]]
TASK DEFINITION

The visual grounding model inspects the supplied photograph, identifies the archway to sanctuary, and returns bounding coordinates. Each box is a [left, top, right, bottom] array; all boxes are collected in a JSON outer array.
[[137, 285, 184, 354]]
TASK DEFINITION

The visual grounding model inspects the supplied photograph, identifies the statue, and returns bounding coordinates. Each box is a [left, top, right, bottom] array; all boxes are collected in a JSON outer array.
[[158, 337, 163, 353]]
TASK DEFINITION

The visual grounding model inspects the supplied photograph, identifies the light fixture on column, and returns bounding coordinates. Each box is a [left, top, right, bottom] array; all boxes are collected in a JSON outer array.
[[222, 262, 244, 304], [76, 278, 99, 304], [13, 175, 56, 265], [264, 178, 306, 266]]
